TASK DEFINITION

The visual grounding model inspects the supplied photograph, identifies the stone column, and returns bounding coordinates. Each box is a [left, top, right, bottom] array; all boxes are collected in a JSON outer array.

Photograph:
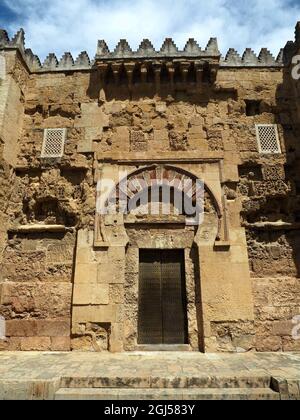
[[195, 224, 255, 353]]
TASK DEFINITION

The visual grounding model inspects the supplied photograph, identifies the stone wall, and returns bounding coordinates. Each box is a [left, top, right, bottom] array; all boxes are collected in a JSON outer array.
[[0, 51, 27, 167], [253, 277, 300, 351], [0, 230, 74, 351], [0, 51, 82, 350], [72, 229, 127, 352], [1, 27, 300, 353], [0, 51, 26, 265]]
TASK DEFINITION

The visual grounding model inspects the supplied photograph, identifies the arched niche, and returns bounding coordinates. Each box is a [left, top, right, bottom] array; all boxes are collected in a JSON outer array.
[[95, 164, 228, 247]]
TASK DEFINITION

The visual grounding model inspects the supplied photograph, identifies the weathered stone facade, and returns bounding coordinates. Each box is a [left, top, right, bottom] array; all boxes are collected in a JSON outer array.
[[0, 24, 300, 353]]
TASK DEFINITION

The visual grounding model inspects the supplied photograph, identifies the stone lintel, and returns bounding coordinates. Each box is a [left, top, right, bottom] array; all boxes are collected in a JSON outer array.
[[95, 152, 224, 163], [8, 224, 74, 233]]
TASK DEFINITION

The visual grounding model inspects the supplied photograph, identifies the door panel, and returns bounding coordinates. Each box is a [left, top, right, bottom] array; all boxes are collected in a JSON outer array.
[[161, 250, 188, 344], [138, 249, 188, 345], [138, 252, 162, 344]]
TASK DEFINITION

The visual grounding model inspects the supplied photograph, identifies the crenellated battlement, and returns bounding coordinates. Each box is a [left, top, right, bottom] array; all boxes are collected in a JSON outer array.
[[0, 28, 92, 72], [1, 24, 300, 74], [95, 37, 220, 59], [221, 47, 284, 67]]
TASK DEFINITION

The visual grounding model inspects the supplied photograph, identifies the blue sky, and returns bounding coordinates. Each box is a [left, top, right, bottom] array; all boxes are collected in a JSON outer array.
[[0, 0, 299, 61]]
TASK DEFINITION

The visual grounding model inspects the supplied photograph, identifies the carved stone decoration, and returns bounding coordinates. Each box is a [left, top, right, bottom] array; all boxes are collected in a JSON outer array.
[[223, 48, 242, 66], [263, 165, 285, 181], [258, 48, 276, 65], [242, 48, 258, 66], [59, 52, 74, 69], [0, 29, 9, 47], [25, 49, 42, 71], [184, 38, 202, 55], [94, 177, 110, 248], [43, 53, 58, 70], [10, 28, 25, 51], [97, 39, 110, 57], [94, 165, 228, 247], [94, 213, 109, 248], [137, 39, 156, 56], [75, 51, 91, 68]]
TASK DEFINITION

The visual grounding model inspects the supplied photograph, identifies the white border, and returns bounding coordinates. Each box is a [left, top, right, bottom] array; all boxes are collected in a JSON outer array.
[[0, 54, 6, 80]]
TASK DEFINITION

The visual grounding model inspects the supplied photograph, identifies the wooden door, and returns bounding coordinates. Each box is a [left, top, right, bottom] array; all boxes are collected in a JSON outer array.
[[138, 249, 188, 345]]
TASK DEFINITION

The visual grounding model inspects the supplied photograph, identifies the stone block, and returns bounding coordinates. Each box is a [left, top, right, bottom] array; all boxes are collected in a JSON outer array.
[[255, 335, 282, 352], [77, 136, 93, 153], [155, 102, 167, 113], [271, 321, 294, 336], [190, 115, 205, 126], [152, 117, 167, 130], [282, 337, 300, 352], [0, 282, 72, 318], [187, 135, 208, 151], [229, 246, 249, 264], [76, 248, 95, 264], [73, 284, 109, 305], [74, 263, 98, 284], [189, 125, 204, 135], [111, 126, 130, 151], [51, 336, 71, 351], [108, 247, 125, 262], [72, 305, 117, 323], [153, 129, 169, 150], [223, 164, 240, 182], [77, 230, 94, 250], [97, 262, 125, 284], [2, 337, 21, 351], [6, 319, 70, 337], [5, 320, 35, 337], [109, 284, 125, 304], [20, 337, 51, 351], [110, 323, 124, 353], [46, 244, 74, 265], [75, 102, 109, 128], [36, 320, 71, 337]]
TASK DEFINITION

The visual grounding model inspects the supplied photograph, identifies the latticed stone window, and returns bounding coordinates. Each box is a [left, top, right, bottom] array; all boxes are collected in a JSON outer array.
[[255, 124, 281, 154], [41, 128, 67, 158]]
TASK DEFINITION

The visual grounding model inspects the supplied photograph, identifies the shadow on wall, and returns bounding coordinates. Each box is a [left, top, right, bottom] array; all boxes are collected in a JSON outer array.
[[190, 246, 205, 352], [86, 64, 238, 105]]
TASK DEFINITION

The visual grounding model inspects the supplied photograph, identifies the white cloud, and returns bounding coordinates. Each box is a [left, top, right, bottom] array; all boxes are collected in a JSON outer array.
[[2, 0, 300, 61]]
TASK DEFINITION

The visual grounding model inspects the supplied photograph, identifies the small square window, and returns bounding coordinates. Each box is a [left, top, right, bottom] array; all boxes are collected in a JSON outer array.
[[41, 128, 66, 158], [256, 124, 281, 154], [245, 100, 261, 116]]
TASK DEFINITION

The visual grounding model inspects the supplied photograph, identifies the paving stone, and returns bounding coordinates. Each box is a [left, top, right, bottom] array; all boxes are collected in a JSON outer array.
[[0, 352, 299, 400]]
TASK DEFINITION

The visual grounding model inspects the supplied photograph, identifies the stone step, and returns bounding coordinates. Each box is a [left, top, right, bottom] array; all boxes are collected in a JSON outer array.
[[60, 375, 272, 390], [55, 387, 280, 400], [136, 345, 191, 352]]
